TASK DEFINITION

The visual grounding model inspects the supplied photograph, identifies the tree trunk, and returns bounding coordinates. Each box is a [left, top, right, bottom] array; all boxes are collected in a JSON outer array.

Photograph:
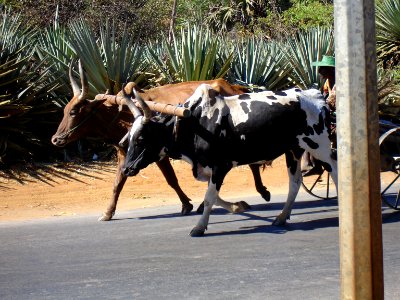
[[168, 0, 178, 43]]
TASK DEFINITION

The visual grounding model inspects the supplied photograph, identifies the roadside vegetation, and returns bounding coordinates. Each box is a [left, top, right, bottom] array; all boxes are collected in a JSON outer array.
[[0, 0, 399, 176]]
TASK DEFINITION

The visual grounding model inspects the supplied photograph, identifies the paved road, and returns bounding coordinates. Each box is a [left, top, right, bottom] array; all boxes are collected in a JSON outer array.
[[1, 192, 399, 299]]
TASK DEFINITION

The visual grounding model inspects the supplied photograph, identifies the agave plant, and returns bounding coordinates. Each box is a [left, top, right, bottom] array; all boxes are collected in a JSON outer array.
[[35, 17, 152, 164], [35, 8, 75, 107], [146, 25, 232, 83], [100, 20, 151, 92], [0, 8, 60, 166], [376, 0, 400, 68], [377, 65, 400, 122], [281, 27, 335, 89], [40, 18, 149, 99], [226, 37, 293, 90]]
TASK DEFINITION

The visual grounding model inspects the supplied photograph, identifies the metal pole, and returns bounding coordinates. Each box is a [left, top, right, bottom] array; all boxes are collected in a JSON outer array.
[[334, 1, 383, 299]]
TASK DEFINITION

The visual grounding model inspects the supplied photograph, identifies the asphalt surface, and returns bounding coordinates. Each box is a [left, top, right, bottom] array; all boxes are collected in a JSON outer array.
[[1, 192, 400, 300]]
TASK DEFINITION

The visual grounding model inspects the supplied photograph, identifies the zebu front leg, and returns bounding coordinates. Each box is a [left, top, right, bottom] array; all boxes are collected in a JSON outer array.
[[273, 151, 303, 226], [190, 165, 230, 237], [98, 147, 127, 221], [190, 181, 218, 237], [309, 149, 338, 195]]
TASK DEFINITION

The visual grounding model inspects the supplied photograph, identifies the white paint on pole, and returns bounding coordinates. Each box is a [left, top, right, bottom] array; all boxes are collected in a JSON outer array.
[[334, 0, 383, 299]]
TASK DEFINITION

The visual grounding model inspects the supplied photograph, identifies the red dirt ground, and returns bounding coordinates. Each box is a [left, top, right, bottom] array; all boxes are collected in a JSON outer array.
[[0, 156, 293, 222]]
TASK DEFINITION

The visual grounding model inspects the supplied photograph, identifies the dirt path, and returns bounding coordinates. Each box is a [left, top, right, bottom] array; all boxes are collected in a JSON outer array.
[[0, 156, 296, 222]]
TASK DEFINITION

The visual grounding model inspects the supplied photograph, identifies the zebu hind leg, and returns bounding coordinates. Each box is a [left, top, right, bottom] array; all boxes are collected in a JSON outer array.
[[273, 150, 303, 225], [308, 147, 338, 194], [250, 164, 271, 202], [214, 197, 251, 213], [198, 164, 270, 213], [300, 129, 338, 194], [196, 197, 251, 214]]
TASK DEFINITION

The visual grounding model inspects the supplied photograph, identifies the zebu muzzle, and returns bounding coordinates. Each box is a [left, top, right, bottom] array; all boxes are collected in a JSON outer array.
[[123, 149, 147, 176], [122, 166, 139, 176], [51, 135, 67, 147], [119, 84, 191, 177]]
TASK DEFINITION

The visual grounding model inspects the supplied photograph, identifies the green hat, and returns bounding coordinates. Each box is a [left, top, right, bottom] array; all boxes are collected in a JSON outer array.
[[312, 55, 335, 67]]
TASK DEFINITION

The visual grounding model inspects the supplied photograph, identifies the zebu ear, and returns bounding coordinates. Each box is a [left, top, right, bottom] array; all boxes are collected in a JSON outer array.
[[132, 88, 152, 124]]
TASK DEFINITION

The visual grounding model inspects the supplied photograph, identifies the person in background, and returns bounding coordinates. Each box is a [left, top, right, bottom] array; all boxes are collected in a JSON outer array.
[[302, 55, 336, 176], [315, 55, 336, 112]]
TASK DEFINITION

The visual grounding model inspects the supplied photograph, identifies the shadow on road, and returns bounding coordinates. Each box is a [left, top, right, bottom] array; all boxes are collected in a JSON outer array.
[[112, 197, 400, 237], [381, 209, 400, 223], [124, 198, 338, 218], [203, 214, 340, 237]]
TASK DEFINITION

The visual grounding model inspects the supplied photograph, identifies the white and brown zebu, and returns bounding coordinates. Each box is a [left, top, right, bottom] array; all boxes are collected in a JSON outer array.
[[51, 60, 270, 221], [122, 84, 338, 236]]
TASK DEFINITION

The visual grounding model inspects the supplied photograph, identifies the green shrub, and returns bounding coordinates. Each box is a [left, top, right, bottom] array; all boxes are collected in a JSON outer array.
[[0, 8, 60, 166]]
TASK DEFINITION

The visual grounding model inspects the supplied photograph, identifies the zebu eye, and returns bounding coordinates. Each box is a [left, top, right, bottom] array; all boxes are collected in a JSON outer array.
[[69, 110, 77, 117]]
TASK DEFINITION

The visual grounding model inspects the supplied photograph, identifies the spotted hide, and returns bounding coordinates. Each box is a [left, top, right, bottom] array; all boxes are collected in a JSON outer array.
[[123, 84, 338, 236]]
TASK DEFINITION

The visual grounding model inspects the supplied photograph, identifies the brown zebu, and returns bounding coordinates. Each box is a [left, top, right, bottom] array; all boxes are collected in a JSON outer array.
[[51, 60, 270, 221]]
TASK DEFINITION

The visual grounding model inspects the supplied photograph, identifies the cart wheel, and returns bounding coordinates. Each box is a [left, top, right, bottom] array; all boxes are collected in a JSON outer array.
[[302, 170, 337, 200], [381, 170, 400, 210], [379, 123, 400, 210]]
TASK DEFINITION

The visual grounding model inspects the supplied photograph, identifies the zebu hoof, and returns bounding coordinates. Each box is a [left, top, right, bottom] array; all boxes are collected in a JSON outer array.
[[260, 189, 271, 202], [232, 201, 251, 213], [190, 226, 207, 237], [196, 202, 204, 214], [98, 212, 114, 221], [272, 215, 287, 226], [181, 203, 194, 215], [238, 201, 251, 210]]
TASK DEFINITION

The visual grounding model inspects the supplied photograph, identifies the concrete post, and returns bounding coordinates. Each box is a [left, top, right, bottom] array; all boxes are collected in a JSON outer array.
[[334, 0, 384, 299]]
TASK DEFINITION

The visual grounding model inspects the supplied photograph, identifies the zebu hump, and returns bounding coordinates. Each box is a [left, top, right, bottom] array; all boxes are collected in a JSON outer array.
[[298, 89, 327, 127]]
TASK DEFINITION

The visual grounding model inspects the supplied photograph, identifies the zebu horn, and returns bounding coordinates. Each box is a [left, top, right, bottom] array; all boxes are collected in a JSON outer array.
[[77, 59, 89, 102], [121, 85, 143, 120], [119, 82, 137, 96], [132, 89, 152, 124], [119, 131, 130, 147], [69, 59, 81, 98], [94, 94, 191, 118]]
